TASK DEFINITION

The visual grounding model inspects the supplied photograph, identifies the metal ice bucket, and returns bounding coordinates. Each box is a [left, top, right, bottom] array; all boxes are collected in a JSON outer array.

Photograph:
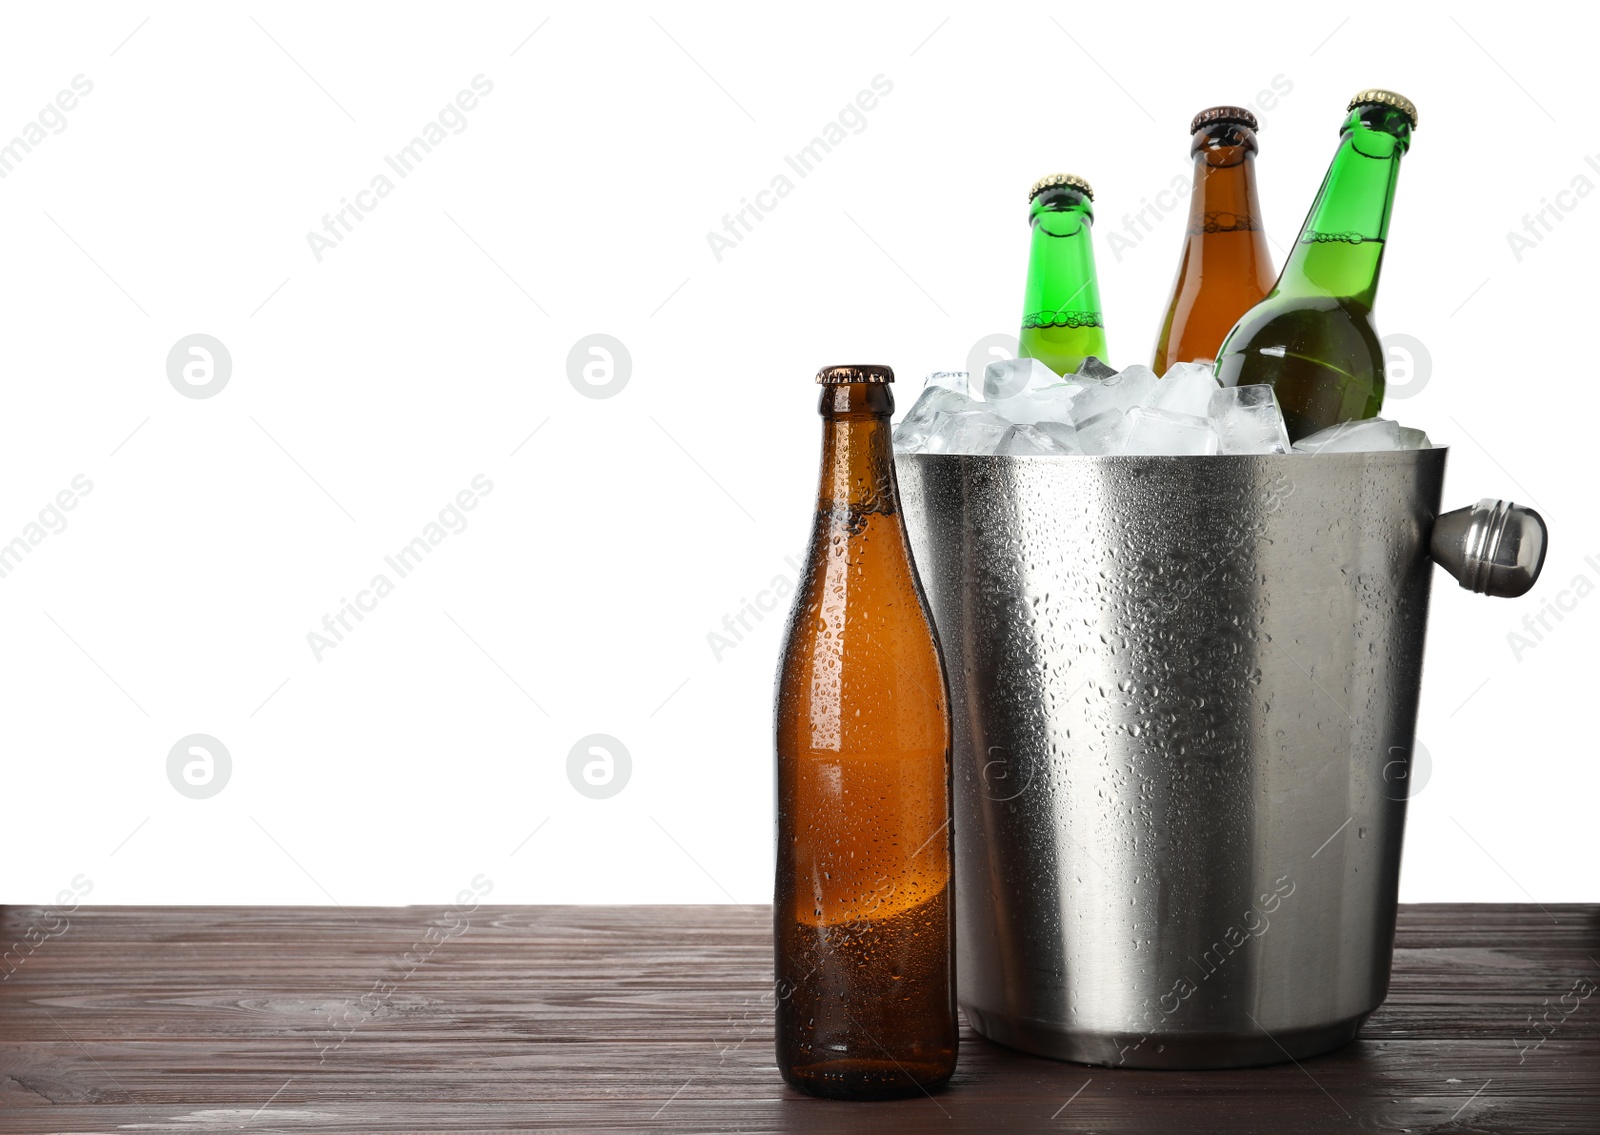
[[896, 449, 1545, 1068]]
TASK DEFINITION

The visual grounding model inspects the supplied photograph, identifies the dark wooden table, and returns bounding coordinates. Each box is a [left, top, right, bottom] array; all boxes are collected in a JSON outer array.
[[2, 904, 1596, 1133]]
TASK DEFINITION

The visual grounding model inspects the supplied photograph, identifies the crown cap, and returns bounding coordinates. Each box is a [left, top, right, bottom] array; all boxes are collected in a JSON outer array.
[[1028, 173, 1093, 203], [1191, 105, 1259, 134], [1348, 89, 1418, 128], [816, 364, 894, 384]]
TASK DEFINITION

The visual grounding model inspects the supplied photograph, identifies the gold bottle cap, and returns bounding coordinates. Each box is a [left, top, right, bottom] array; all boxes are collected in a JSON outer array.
[[1028, 173, 1093, 203], [1348, 88, 1418, 129], [1191, 105, 1259, 134], [816, 364, 894, 385]]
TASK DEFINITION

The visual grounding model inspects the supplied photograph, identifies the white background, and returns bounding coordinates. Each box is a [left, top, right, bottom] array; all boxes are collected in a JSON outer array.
[[3, 1, 1593, 908]]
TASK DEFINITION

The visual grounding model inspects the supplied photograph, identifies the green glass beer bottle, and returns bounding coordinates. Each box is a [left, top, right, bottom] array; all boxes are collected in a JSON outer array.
[[1214, 90, 1417, 440], [1018, 174, 1108, 376]]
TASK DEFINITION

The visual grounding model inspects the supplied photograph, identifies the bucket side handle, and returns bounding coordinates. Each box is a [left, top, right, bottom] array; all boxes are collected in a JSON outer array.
[[1430, 498, 1548, 599]]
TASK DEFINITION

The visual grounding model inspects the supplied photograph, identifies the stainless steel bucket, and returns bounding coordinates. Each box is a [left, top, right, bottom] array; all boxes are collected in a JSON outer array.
[[895, 449, 1545, 1069]]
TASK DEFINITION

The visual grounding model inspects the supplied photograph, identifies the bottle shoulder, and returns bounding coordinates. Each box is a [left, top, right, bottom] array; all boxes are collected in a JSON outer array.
[[776, 517, 946, 706], [780, 554, 943, 664], [1215, 296, 1384, 393], [1223, 291, 1378, 338]]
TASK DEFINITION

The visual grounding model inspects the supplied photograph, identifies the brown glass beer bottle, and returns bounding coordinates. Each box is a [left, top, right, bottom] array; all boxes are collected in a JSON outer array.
[[1152, 107, 1276, 373], [773, 365, 957, 1100]]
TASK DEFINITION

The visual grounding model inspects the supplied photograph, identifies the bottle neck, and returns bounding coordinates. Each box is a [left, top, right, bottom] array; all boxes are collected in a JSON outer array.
[[1185, 126, 1266, 238], [817, 383, 898, 514], [1278, 106, 1411, 308], [1021, 189, 1105, 332]]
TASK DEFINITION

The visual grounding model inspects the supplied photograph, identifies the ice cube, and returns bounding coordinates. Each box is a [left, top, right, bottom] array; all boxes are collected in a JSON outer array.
[[1076, 410, 1130, 455], [1076, 356, 1119, 380], [987, 381, 1089, 425], [1121, 406, 1219, 455], [1292, 418, 1404, 453], [1208, 385, 1291, 454], [1071, 364, 1159, 423], [983, 357, 1059, 401], [1032, 421, 1085, 455], [998, 423, 1079, 456], [1396, 426, 1432, 449], [1147, 362, 1221, 418], [893, 386, 982, 452], [924, 370, 971, 395], [925, 410, 1012, 455]]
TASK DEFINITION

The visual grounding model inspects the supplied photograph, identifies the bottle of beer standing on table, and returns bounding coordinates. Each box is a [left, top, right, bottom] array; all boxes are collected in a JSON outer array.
[[1214, 90, 1418, 440], [774, 364, 956, 1100], [1152, 107, 1276, 373], [1018, 174, 1108, 375]]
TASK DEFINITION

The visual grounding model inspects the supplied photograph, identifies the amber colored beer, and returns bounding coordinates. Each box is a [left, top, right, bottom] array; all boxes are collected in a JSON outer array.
[[1152, 107, 1276, 374], [773, 365, 956, 1100]]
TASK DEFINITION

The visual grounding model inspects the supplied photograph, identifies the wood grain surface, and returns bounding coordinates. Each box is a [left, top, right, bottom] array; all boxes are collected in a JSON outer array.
[[1, 903, 1596, 1133]]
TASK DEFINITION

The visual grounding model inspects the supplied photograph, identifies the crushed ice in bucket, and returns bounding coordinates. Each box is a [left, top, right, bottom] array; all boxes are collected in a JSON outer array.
[[892, 357, 1433, 456]]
